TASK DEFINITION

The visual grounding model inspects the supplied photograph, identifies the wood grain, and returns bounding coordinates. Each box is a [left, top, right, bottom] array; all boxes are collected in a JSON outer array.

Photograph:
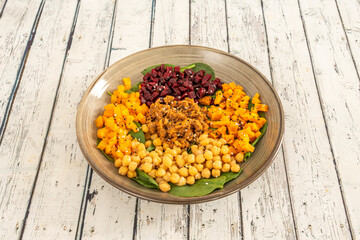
[[263, 0, 352, 238], [81, 0, 152, 239], [336, 0, 360, 77], [189, 1, 241, 239], [0, 0, 43, 134], [0, 0, 78, 239], [299, 0, 360, 237], [19, 0, 116, 239], [227, 0, 296, 239], [135, 1, 189, 239]]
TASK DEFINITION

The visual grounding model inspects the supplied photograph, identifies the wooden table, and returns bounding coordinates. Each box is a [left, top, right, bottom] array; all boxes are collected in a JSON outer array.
[[0, 0, 359, 239]]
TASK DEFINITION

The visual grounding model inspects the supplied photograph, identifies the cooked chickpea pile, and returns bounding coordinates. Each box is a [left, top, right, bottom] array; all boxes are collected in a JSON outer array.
[[115, 132, 242, 192]]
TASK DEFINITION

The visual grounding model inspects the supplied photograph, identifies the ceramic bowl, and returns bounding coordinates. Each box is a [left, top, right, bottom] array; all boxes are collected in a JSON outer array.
[[76, 45, 284, 204]]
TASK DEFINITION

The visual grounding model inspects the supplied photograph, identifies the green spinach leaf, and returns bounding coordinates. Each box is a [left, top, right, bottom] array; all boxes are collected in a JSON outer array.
[[125, 82, 142, 93], [146, 143, 156, 152], [141, 64, 175, 75], [190, 62, 216, 80], [221, 168, 243, 183], [133, 169, 159, 189], [97, 138, 114, 162], [129, 122, 146, 144], [169, 176, 226, 197]]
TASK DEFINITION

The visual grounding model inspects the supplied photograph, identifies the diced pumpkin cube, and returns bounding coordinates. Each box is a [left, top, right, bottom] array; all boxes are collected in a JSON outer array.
[[105, 117, 115, 128], [97, 140, 107, 150], [223, 135, 234, 144], [199, 96, 212, 106], [123, 77, 131, 90], [105, 145, 112, 154], [97, 128, 109, 139], [214, 91, 224, 105], [117, 85, 125, 92], [111, 95, 117, 103], [136, 113, 146, 124], [229, 82, 237, 90], [95, 116, 103, 128], [104, 104, 115, 111], [104, 110, 114, 117], [217, 126, 227, 135]]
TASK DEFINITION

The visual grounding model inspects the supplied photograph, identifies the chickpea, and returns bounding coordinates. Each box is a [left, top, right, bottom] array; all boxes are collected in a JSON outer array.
[[222, 154, 231, 163], [170, 173, 180, 184], [169, 149, 177, 157], [153, 156, 161, 166], [128, 161, 138, 171], [181, 151, 188, 157], [156, 168, 166, 177], [142, 124, 149, 133], [122, 155, 131, 166], [211, 146, 221, 156], [200, 138, 210, 146], [178, 176, 186, 186], [152, 137, 161, 146], [204, 150, 213, 160], [176, 156, 185, 168], [205, 160, 213, 169], [196, 163, 204, 172], [137, 143, 146, 152], [235, 152, 244, 162], [143, 156, 152, 163], [148, 169, 157, 178], [163, 172, 171, 182], [169, 165, 179, 173], [163, 143, 170, 149], [114, 159, 122, 168], [143, 163, 152, 173], [186, 176, 195, 185], [127, 170, 137, 178], [138, 150, 147, 159], [209, 138, 215, 144], [195, 154, 205, 164], [155, 177, 164, 184], [191, 145, 198, 153], [149, 151, 158, 159], [199, 134, 208, 141], [159, 163, 168, 171], [145, 140, 152, 148], [119, 166, 128, 175], [175, 147, 182, 155], [231, 164, 241, 173], [219, 138, 227, 145], [150, 134, 158, 140], [194, 173, 201, 180], [155, 147, 164, 156], [212, 169, 221, 178], [213, 155, 221, 162], [220, 145, 229, 155], [230, 160, 237, 167], [214, 140, 222, 147], [163, 156, 172, 168], [222, 163, 231, 172], [138, 163, 144, 170], [178, 167, 189, 177], [188, 166, 198, 176], [187, 154, 195, 164], [201, 168, 211, 179], [164, 153, 173, 160], [131, 140, 140, 149], [159, 181, 171, 192], [131, 156, 141, 165], [213, 160, 222, 170], [205, 144, 213, 150]]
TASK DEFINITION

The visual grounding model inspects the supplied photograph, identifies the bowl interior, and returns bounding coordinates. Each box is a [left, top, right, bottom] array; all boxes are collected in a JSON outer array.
[[76, 45, 284, 204]]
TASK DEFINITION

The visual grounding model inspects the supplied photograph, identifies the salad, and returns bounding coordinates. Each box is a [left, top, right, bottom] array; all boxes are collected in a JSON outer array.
[[95, 63, 268, 197]]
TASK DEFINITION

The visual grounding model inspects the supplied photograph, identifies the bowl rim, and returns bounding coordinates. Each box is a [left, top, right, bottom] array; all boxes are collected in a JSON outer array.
[[76, 44, 285, 204]]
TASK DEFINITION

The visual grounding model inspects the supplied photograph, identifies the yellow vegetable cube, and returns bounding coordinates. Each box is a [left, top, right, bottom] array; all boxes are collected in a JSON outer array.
[[95, 116, 103, 128], [123, 77, 131, 90]]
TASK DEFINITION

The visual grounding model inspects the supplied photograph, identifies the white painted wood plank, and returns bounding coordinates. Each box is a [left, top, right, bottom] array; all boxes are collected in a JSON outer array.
[[0, 0, 78, 239], [81, 0, 152, 239], [262, 0, 352, 239], [0, 0, 42, 124], [135, 1, 189, 239], [227, 1, 296, 239], [336, 0, 360, 76], [20, 1, 116, 239], [189, 1, 241, 239], [299, 0, 360, 237]]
